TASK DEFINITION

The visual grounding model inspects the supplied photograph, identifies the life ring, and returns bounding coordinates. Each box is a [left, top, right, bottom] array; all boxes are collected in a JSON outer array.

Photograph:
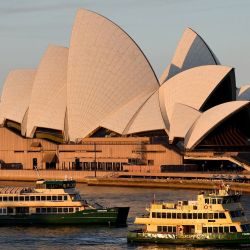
[[204, 205, 208, 209]]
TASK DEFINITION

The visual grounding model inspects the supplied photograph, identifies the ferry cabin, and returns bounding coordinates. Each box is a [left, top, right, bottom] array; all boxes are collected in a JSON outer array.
[[135, 188, 250, 235], [0, 180, 85, 216]]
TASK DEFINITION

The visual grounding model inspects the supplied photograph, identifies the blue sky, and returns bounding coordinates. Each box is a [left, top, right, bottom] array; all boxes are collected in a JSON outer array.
[[0, 0, 250, 91]]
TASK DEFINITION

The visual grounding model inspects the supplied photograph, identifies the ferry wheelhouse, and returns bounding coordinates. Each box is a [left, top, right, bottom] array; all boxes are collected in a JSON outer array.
[[128, 184, 250, 245], [0, 179, 129, 226]]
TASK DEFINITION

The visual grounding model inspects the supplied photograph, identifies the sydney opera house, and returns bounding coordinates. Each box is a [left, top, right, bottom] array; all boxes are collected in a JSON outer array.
[[1, 9, 250, 173]]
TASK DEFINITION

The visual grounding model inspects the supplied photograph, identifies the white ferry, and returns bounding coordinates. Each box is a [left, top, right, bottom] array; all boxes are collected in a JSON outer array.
[[0, 179, 129, 226], [128, 184, 250, 245]]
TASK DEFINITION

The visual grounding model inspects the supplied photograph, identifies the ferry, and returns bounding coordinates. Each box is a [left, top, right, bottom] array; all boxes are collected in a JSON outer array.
[[128, 184, 250, 245], [0, 179, 129, 226]]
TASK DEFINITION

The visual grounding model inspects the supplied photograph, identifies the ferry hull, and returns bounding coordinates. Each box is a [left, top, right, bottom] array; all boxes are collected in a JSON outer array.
[[0, 207, 129, 227], [127, 231, 250, 245]]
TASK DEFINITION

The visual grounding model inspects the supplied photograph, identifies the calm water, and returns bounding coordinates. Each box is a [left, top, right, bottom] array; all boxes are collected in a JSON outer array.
[[0, 181, 249, 250]]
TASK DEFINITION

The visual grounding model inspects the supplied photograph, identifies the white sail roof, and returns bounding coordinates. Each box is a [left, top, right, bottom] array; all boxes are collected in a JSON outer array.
[[26, 45, 68, 137], [184, 101, 250, 150], [67, 9, 159, 141]]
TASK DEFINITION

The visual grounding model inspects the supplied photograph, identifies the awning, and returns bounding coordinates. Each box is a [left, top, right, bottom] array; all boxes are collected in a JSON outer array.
[[42, 153, 58, 163]]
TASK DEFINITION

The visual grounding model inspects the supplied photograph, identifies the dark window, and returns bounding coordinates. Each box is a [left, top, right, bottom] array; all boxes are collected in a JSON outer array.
[[213, 227, 218, 233], [0, 197, 2, 201], [69, 208, 73, 213], [64, 196, 67, 201], [47, 196, 51, 201], [224, 227, 229, 233], [208, 213, 213, 219], [172, 213, 176, 219], [162, 212, 166, 218], [52, 208, 57, 213], [177, 213, 181, 219], [198, 213, 202, 219], [208, 227, 212, 233], [205, 198, 209, 204], [202, 227, 207, 233], [36, 208, 40, 213], [214, 213, 218, 219], [19, 196, 24, 201], [157, 226, 162, 232], [36, 196, 40, 201], [163, 226, 167, 232], [41, 208, 46, 213], [182, 213, 187, 219], [52, 196, 57, 201], [9, 197, 13, 201], [212, 199, 216, 204], [41, 196, 46, 201], [25, 196, 29, 201], [3, 197, 7, 201], [217, 199, 222, 204], [193, 213, 197, 219], [219, 213, 226, 219], [188, 213, 192, 219], [58, 196, 62, 201], [63, 208, 68, 213], [203, 213, 208, 219], [30, 196, 35, 201], [219, 226, 224, 233], [157, 213, 161, 218], [173, 227, 176, 233], [167, 213, 171, 219], [152, 212, 156, 218], [14, 196, 18, 201], [47, 208, 51, 213], [230, 226, 237, 232], [58, 208, 62, 213]]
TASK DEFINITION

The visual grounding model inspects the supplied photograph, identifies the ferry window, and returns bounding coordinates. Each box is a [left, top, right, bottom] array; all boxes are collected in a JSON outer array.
[[205, 198, 209, 204], [47, 196, 51, 201], [219, 226, 223, 233], [224, 227, 229, 233], [162, 213, 166, 218], [163, 226, 167, 232], [41, 196, 46, 201], [219, 213, 226, 219], [242, 211, 245, 216], [19, 196, 24, 201], [25, 196, 29, 201], [230, 226, 237, 232], [69, 208, 73, 213], [167, 213, 171, 219], [157, 213, 161, 218], [182, 213, 187, 219], [167, 226, 172, 233], [47, 208, 51, 213], [52, 208, 57, 213], [173, 227, 176, 233], [9, 197, 13, 201], [172, 213, 176, 219], [58, 208, 62, 213], [198, 213, 202, 219], [3, 208, 6, 214], [193, 213, 197, 219], [41, 208, 46, 213], [213, 227, 218, 233], [0, 197, 2, 201], [64, 196, 67, 201], [58, 196, 62, 201], [36, 196, 40, 201], [217, 199, 222, 204], [30, 196, 35, 201], [75, 208, 79, 212], [36, 208, 40, 213], [0, 208, 2, 214], [177, 213, 181, 219], [14, 196, 18, 201], [52, 196, 57, 201], [157, 226, 162, 232], [63, 208, 68, 213], [3, 197, 7, 201], [214, 213, 218, 219], [212, 199, 216, 204], [203, 213, 208, 219], [152, 212, 156, 218], [188, 213, 192, 219], [202, 227, 207, 233], [208, 227, 212, 233], [208, 213, 213, 219]]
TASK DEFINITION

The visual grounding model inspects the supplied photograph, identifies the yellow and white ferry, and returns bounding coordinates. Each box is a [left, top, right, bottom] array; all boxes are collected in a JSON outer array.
[[0, 178, 129, 226], [128, 184, 250, 245]]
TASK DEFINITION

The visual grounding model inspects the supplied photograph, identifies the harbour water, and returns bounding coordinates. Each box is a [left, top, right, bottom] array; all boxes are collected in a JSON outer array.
[[0, 181, 249, 250]]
